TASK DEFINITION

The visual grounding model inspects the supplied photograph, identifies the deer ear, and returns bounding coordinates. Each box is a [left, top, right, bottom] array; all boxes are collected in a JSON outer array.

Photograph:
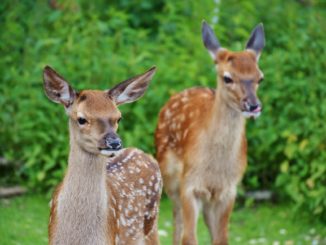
[[202, 20, 221, 60], [43, 66, 76, 108], [246, 23, 265, 60], [108, 67, 156, 106]]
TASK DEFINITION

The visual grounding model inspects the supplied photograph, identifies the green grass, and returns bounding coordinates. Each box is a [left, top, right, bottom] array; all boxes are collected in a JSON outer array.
[[0, 195, 325, 245]]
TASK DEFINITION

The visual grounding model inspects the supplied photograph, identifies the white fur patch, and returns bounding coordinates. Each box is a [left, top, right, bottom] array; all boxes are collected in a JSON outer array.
[[223, 71, 232, 78], [100, 149, 122, 157], [242, 111, 261, 119], [77, 112, 85, 118]]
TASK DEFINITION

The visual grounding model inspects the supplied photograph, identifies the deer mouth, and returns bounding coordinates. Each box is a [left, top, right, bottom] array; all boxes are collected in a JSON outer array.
[[242, 106, 262, 119], [99, 148, 122, 157]]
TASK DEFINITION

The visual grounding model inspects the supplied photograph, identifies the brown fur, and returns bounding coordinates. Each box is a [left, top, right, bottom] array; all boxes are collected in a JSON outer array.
[[48, 183, 62, 242], [44, 66, 161, 245], [155, 49, 263, 245], [49, 148, 162, 245]]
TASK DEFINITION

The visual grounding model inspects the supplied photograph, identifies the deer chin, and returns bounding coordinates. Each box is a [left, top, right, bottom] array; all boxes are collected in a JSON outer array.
[[242, 111, 261, 119], [100, 149, 123, 158]]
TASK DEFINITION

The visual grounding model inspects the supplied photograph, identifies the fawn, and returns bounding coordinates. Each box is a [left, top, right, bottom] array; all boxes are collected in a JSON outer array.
[[155, 21, 265, 245], [43, 66, 162, 245]]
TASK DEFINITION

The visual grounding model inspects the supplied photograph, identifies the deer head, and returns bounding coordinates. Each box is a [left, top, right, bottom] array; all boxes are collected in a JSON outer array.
[[202, 21, 265, 118], [43, 66, 156, 156]]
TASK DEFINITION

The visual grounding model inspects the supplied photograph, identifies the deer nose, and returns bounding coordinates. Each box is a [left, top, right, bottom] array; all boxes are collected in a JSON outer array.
[[243, 98, 261, 113], [249, 104, 260, 112], [106, 137, 122, 150]]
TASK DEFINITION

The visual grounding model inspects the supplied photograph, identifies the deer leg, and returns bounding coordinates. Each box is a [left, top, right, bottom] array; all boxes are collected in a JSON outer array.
[[145, 223, 160, 245], [172, 203, 183, 245], [202, 202, 214, 239], [180, 189, 200, 245], [203, 198, 234, 245]]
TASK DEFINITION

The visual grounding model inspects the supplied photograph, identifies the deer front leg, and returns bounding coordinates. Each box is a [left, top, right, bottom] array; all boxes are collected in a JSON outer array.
[[145, 224, 160, 245], [180, 188, 200, 245], [203, 197, 235, 245], [173, 203, 183, 245]]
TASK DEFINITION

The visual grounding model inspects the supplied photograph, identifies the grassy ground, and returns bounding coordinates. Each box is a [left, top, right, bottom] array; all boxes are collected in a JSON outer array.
[[0, 195, 325, 245]]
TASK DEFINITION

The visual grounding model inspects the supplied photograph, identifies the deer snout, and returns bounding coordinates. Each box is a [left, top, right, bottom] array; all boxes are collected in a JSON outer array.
[[99, 133, 123, 153], [243, 97, 262, 113], [105, 137, 122, 151], [248, 103, 261, 112]]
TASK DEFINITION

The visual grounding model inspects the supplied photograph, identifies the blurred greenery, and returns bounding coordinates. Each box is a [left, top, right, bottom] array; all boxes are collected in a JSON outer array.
[[0, 0, 325, 222]]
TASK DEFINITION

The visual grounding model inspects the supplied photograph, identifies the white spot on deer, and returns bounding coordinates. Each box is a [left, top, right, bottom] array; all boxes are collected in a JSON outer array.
[[175, 132, 181, 141], [158, 122, 166, 129], [154, 182, 160, 192], [181, 96, 188, 102], [201, 93, 210, 98], [178, 114, 185, 122], [171, 102, 179, 109], [157, 145, 164, 154], [120, 215, 126, 227], [183, 103, 190, 110], [115, 235, 120, 244], [110, 207, 116, 218], [139, 178, 144, 184], [183, 129, 189, 139], [164, 109, 172, 119]]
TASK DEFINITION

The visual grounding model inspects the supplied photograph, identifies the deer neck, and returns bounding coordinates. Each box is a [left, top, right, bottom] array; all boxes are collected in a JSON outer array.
[[65, 123, 107, 191], [204, 86, 246, 164], [54, 122, 109, 245], [65, 145, 106, 191]]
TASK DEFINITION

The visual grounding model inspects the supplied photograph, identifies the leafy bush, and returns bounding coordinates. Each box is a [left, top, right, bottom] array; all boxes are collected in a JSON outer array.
[[217, 0, 326, 220], [0, 0, 325, 220]]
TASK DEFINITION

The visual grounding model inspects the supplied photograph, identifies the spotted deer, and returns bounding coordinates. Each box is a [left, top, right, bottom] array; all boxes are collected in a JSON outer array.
[[43, 66, 162, 245], [155, 21, 265, 245]]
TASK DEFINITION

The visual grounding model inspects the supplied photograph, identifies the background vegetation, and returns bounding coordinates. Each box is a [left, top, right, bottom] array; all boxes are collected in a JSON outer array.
[[1, 195, 325, 244], [0, 0, 325, 227]]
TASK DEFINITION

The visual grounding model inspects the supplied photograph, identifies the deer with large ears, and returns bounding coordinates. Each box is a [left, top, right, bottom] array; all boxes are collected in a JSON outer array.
[[43, 66, 162, 245], [155, 21, 265, 245]]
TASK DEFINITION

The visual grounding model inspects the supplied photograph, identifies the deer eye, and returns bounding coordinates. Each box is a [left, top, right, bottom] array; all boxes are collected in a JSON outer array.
[[223, 76, 233, 84], [77, 117, 87, 125]]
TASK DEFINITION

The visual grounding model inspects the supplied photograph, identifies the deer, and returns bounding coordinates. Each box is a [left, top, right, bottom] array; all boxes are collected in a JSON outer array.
[[43, 65, 162, 245], [155, 21, 265, 245]]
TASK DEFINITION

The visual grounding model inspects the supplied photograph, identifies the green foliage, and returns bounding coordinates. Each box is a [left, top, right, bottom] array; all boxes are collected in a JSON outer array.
[[0, 0, 325, 221], [217, 0, 326, 221]]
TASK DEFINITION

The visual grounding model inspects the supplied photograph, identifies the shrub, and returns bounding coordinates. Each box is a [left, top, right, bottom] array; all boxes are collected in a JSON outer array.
[[0, 0, 325, 220]]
